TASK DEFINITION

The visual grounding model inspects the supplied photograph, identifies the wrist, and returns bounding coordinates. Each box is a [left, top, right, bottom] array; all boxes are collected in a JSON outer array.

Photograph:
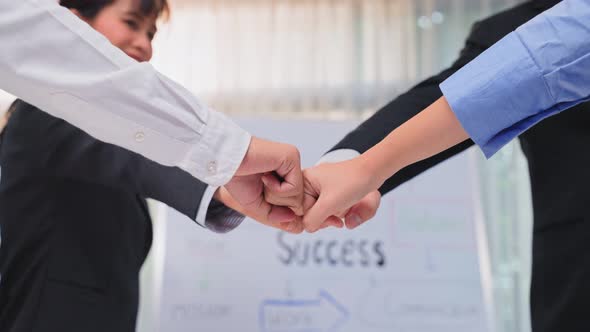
[[355, 154, 386, 191], [234, 136, 255, 176], [214, 187, 248, 216], [213, 187, 232, 209], [358, 146, 402, 190]]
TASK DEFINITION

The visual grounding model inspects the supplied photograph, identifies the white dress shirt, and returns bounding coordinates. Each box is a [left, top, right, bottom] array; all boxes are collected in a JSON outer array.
[[0, 0, 251, 187]]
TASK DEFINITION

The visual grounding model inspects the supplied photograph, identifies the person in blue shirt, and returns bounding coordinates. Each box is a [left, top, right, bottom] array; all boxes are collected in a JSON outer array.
[[302, 1, 590, 331], [301, 0, 590, 230]]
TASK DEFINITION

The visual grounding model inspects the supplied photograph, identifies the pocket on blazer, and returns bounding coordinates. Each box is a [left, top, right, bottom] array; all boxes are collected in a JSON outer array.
[[33, 277, 108, 332]]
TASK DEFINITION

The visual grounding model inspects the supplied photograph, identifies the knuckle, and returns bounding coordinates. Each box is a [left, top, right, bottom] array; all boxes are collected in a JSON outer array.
[[286, 222, 303, 234], [292, 225, 304, 234], [288, 145, 301, 160], [305, 226, 318, 233]]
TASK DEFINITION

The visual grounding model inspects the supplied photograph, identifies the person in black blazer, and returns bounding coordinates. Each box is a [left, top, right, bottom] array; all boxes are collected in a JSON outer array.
[[0, 99, 303, 331], [326, 1, 586, 331], [0, 103, 303, 331], [0, 0, 306, 331], [0, 100, 236, 332]]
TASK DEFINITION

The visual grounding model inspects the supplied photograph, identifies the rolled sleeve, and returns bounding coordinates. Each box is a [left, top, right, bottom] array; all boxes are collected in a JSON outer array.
[[440, 0, 590, 158], [440, 33, 554, 157], [183, 110, 251, 187], [195, 185, 218, 227], [194, 186, 245, 233], [0, 0, 250, 187]]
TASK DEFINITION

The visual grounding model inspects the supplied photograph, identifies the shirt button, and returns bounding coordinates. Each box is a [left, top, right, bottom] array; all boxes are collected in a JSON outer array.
[[135, 131, 145, 142], [207, 161, 217, 175]]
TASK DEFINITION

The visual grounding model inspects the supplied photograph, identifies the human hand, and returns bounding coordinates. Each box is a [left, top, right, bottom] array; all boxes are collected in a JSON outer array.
[[301, 158, 382, 232], [214, 186, 305, 234], [222, 136, 305, 230], [300, 187, 381, 232], [342, 190, 381, 229]]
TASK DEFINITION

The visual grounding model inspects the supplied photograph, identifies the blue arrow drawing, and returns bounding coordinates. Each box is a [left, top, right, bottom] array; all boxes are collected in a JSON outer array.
[[259, 290, 349, 332]]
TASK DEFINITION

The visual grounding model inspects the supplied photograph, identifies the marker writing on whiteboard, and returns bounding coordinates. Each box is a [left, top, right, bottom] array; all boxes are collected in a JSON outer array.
[[276, 232, 386, 268]]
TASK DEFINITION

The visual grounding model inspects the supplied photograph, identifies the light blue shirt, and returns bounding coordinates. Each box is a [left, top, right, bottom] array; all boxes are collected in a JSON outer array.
[[440, 0, 590, 158]]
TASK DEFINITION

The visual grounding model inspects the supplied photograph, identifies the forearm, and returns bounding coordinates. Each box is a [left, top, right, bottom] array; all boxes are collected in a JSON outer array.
[[0, 0, 250, 186], [440, 0, 590, 157], [360, 97, 469, 188]]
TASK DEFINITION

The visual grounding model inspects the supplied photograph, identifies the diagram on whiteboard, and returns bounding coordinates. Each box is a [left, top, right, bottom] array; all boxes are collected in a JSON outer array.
[[157, 119, 491, 332]]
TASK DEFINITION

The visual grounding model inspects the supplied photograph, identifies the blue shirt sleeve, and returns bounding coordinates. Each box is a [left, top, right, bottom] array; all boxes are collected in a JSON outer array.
[[440, 0, 590, 158]]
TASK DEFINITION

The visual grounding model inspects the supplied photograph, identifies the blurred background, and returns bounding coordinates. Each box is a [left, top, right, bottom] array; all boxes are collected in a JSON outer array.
[[0, 0, 532, 331]]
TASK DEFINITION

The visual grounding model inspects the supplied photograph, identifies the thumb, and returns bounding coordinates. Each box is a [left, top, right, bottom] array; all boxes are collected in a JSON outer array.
[[302, 195, 335, 233], [344, 191, 381, 229], [235, 137, 300, 176]]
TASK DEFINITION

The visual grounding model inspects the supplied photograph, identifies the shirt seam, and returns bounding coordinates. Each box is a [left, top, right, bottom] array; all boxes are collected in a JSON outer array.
[[514, 25, 557, 104], [40, 0, 129, 69], [43, 1, 206, 143], [48, 91, 202, 149]]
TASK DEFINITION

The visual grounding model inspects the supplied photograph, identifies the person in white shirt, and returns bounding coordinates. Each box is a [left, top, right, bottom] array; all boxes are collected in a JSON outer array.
[[0, 0, 317, 227], [0, 1, 340, 331]]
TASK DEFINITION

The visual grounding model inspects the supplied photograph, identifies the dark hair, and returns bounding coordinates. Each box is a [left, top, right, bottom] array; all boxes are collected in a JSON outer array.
[[59, 0, 170, 20]]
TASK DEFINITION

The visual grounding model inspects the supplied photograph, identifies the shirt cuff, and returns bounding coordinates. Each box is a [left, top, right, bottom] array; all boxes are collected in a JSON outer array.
[[440, 32, 554, 158], [182, 110, 251, 187], [195, 185, 245, 233], [195, 185, 218, 227], [204, 199, 245, 234], [318, 149, 361, 165]]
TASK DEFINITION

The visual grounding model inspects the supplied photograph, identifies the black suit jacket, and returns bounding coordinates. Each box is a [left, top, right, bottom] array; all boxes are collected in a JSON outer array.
[[331, 1, 590, 331], [0, 100, 210, 332]]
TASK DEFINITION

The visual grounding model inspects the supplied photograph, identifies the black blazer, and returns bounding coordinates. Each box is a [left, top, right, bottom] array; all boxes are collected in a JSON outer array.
[[0, 100, 210, 332], [331, 1, 590, 331]]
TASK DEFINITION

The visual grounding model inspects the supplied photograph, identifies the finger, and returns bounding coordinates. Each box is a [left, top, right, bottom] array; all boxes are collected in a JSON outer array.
[[262, 174, 304, 216], [283, 222, 304, 234], [226, 186, 295, 224], [248, 143, 303, 199], [344, 191, 381, 229], [280, 217, 305, 234], [324, 216, 344, 229], [259, 217, 303, 234], [262, 173, 300, 196], [273, 146, 302, 183], [302, 190, 318, 214], [261, 173, 282, 191], [216, 186, 301, 233], [274, 151, 304, 200], [264, 190, 304, 216], [280, 168, 303, 202], [261, 174, 300, 201], [313, 216, 343, 231], [302, 196, 336, 233], [334, 208, 351, 219], [243, 201, 300, 233], [267, 205, 297, 224], [224, 176, 263, 207], [246, 195, 297, 224]]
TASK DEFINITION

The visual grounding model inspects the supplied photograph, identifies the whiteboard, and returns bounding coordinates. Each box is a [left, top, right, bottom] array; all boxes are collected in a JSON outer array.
[[156, 118, 492, 332]]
